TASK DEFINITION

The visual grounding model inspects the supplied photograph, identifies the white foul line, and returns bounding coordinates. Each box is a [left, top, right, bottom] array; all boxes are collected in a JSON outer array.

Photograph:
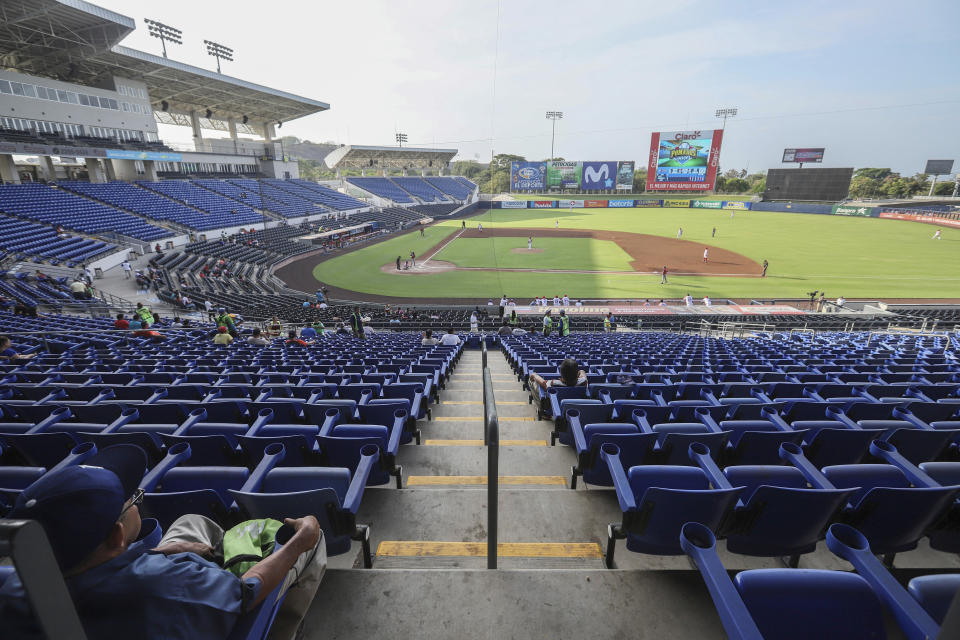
[[420, 228, 465, 268]]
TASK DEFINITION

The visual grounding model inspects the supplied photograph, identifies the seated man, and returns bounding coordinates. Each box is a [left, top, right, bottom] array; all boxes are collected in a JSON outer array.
[[247, 328, 270, 346], [213, 326, 233, 345], [527, 357, 587, 409], [439, 328, 461, 346], [497, 320, 513, 336], [285, 329, 313, 347], [114, 314, 129, 330], [0, 445, 325, 640], [0, 335, 35, 361], [299, 325, 318, 340]]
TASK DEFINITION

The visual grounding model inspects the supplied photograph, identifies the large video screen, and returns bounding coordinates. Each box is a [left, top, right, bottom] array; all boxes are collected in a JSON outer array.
[[645, 129, 723, 191], [546, 161, 582, 189], [510, 161, 547, 191]]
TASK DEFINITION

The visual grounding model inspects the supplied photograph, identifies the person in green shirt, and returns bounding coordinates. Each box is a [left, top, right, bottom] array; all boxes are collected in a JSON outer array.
[[134, 302, 154, 326], [542, 311, 552, 337], [312, 320, 325, 335], [559, 310, 570, 337], [215, 308, 237, 337], [508, 309, 518, 327]]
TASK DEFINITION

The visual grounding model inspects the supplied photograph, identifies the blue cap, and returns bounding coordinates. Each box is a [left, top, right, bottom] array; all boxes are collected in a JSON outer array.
[[9, 445, 147, 570]]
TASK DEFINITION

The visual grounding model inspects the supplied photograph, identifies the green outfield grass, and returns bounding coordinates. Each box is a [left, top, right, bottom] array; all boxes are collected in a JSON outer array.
[[312, 207, 960, 300], [435, 237, 634, 271]]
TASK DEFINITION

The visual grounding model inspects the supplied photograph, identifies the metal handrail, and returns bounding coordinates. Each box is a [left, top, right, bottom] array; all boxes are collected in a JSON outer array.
[[481, 341, 499, 570]]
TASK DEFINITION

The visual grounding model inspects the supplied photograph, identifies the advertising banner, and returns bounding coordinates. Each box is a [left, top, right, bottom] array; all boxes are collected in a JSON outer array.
[[664, 199, 690, 208], [878, 211, 960, 228], [633, 199, 664, 207], [547, 161, 582, 189], [832, 204, 874, 217], [500, 200, 528, 209], [646, 129, 723, 191], [722, 201, 750, 210], [616, 161, 635, 190], [531, 200, 556, 209], [691, 200, 723, 209], [607, 199, 635, 207], [510, 161, 547, 191], [782, 148, 825, 163], [105, 149, 182, 162], [581, 161, 618, 190], [923, 159, 954, 175], [584, 200, 607, 208], [558, 200, 584, 208]]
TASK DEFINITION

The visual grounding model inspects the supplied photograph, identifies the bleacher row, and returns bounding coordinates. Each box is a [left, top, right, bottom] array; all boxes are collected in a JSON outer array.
[[347, 176, 476, 204], [502, 331, 960, 637], [0, 312, 464, 569]]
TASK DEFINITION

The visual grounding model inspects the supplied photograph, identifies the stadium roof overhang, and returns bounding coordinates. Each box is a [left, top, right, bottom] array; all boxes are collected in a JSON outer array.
[[0, 0, 329, 127], [324, 145, 458, 170]]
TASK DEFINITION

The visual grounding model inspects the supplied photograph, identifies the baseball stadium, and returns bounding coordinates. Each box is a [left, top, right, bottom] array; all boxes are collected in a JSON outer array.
[[1, 1, 960, 639]]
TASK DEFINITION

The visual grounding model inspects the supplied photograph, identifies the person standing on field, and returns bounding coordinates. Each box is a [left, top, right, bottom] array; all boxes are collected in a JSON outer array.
[[676, 227, 683, 239], [555, 219, 559, 229], [761, 259, 768, 277], [703, 248, 709, 263], [528, 236, 532, 250], [933, 229, 941, 240], [661, 265, 668, 284]]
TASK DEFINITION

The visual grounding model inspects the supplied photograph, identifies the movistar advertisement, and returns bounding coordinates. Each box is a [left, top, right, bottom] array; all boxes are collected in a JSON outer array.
[[581, 161, 618, 190], [546, 161, 582, 189], [646, 129, 723, 191], [510, 161, 546, 191]]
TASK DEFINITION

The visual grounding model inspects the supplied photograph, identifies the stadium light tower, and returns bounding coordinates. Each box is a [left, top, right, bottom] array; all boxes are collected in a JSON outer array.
[[204, 40, 234, 74], [715, 107, 738, 132], [145, 19, 182, 59], [395, 132, 408, 148], [546, 111, 563, 160]]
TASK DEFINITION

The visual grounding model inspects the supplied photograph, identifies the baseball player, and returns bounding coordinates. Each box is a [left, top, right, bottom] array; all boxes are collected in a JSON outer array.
[[528, 236, 533, 250], [677, 227, 683, 239], [703, 248, 709, 263], [660, 266, 668, 284], [933, 229, 942, 240]]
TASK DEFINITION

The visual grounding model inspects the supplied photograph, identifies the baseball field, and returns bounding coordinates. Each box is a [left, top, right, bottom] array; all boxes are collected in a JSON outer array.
[[276, 206, 960, 302]]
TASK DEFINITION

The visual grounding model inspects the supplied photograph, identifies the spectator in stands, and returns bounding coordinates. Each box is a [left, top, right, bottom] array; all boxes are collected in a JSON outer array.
[[204, 299, 215, 322], [470, 311, 479, 332], [335, 323, 351, 336], [70, 279, 87, 300], [215, 309, 237, 337], [127, 316, 143, 331], [421, 330, 438, 346], [349, 307, 364, 339], [170, 317, 184, 328], [0, 336, 35, 361], [0, 444, 324, 640], [180, 295, 195, 311], [558, 309, 570, 337], [13, 303, 37, 317], [132, 323, 164, 341], [268, 316, 283, 337], [213, 326, 233, 345], [312, 320, 325, 335], [285, 329, 312, 347], [527, 357, 587, 409], [603, 312, 616, 333], [498, 320, 512, 336], [121, 260, 132, 279], [135, 303, 155, 326], [247, 328, 270, 346], [438, 328, 460, 346], [300, 324, 319, 340], [542, 311, 553, 337], [114, 314, 129, 330], [508, 309, 519, 327], [315, 289, 325, 304]]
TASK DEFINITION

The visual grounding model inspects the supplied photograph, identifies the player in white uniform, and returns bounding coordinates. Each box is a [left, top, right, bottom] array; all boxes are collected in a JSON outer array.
[[703, 248, 709, 263], [933, 229, 942, 240], [677, 227, 683, 239], [528, 236, 533, 249]]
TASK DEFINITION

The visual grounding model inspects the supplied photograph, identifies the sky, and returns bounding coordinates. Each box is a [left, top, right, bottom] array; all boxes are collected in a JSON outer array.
[[96, 0, 960, 175]]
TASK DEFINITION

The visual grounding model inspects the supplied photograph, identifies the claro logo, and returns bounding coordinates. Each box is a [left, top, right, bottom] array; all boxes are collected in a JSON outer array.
[[583, 164, 609, 183]]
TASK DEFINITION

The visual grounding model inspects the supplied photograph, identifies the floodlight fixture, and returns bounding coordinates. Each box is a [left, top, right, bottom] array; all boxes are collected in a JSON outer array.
[[546, 111, 563, 160], [204, 40, 234, 73], [145, 19, 182, 58], [396, 132, 408, 147]]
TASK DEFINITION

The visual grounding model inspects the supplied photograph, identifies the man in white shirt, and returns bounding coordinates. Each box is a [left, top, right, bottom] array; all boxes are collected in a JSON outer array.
[[121, 261, 132, 279], [552, 295, 560, 306], [181, 295, 195, 310], [575, 300, 583, 307], [684, 294, 694, 307], [836, 296, 846, 308], [562, 295, 570, 306], [703, 296, 712, 307], [439, 329, 461, 345]]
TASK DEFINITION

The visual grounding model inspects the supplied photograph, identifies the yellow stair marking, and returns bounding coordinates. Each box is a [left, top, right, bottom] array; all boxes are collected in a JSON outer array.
[[406, 475, 566, 486], [423, 439, 547, 446], [434, 416, 536, 422], [376, 541, 603, 559]]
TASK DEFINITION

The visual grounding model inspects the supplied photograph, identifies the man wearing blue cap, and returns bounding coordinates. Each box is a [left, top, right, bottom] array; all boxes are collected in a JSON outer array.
[[0, 445, 325, 640]]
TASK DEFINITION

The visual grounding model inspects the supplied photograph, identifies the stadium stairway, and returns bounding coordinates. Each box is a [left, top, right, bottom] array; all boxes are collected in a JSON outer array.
[[299, 346, 941, 638]]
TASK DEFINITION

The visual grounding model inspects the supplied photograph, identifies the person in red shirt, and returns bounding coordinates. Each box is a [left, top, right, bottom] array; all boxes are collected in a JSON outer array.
[[114, 313, 129, 329], [284, 329, 313, 347], [660, 265, 668, 285], [132, 322, 164, 340]]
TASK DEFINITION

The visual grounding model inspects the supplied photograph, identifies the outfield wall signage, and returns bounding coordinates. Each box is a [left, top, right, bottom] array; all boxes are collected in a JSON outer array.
[[634, 199, 664, 207], [581, 161, 618, 190], [510, 161, 547, 191], [584, 200, 607, 208], [547, 161, 582, 189], [832, 204, 874, 217], [511, 304, 802, 316], [722, 201, 750, 210], [646, 129, 723, 191], [879, 211, 960, 228], [691, 200, 723, 209], [558, 200, 584, 208], [500, 200, 527, 209], [666, 199, 691, 208], [608, 199, 635, 207], [531, 200, 556, 208], [616, 161, 635, 190]]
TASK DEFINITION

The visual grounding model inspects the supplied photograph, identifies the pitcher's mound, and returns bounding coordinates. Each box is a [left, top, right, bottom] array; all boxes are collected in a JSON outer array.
[[511, 248, 544, 254]]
